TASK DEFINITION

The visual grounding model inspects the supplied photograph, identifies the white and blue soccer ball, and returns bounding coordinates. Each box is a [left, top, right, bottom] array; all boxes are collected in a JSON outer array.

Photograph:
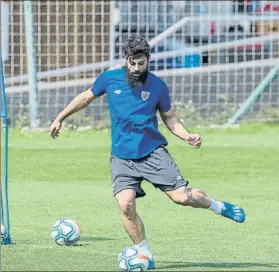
[[1, 224, 7, 244], [51, 218, 80, 246], [118, 246, 149, 272]]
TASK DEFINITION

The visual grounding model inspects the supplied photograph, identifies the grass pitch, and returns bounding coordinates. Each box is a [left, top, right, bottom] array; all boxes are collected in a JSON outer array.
[[1, 124, 279, 271]]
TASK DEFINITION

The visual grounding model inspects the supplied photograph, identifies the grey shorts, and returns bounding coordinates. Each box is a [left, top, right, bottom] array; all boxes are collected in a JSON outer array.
[[110, 146, 188, 198]]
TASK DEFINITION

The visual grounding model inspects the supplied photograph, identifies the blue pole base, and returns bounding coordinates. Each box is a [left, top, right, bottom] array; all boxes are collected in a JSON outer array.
[[2, 236, 13, 245]]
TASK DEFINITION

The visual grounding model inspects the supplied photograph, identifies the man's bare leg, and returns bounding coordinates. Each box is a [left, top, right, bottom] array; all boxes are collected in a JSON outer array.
[[115, 189, 154, 262], [166, 186, 245, 223]]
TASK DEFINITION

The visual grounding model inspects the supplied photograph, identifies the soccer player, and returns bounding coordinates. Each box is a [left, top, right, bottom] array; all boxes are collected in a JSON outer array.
[[50, 36, 245, 270]]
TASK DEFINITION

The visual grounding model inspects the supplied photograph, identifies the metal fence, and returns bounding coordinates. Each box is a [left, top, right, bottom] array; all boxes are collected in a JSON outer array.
[[2, 1, 279, 127]]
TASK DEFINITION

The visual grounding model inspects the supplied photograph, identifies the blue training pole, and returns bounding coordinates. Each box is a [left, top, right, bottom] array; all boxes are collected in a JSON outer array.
[[0, 55, 12, 245]]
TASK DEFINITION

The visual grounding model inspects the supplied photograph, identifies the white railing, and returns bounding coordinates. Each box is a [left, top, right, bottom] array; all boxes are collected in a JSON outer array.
[[5, 33, 279, 86], [5, 13, 279, 86], [6, 58, 279, 93]]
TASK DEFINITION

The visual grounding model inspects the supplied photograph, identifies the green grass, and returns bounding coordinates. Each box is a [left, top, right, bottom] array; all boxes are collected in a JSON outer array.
[[1, 124, 279, 271]]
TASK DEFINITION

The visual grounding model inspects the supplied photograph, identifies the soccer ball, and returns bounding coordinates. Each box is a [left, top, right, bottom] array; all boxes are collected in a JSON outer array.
[[118, 246, 149, 272], [1, 224, 7, 243], [51, 218, 80, 246]]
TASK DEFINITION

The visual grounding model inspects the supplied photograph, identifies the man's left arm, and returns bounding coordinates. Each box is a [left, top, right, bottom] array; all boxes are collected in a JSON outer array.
[[160, 110, 202, 148]]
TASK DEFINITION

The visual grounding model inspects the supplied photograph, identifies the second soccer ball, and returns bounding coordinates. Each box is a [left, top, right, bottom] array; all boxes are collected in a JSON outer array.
[[51, 218, 80, 246], [1, 224, 7, 244]]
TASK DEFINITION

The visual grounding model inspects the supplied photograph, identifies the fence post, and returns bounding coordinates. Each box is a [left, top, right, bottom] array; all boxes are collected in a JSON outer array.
[[24, 1, 38, 128]]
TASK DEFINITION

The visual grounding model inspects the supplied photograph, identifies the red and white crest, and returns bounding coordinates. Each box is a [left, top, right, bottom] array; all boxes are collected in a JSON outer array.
[[141, 91, 150, 101]]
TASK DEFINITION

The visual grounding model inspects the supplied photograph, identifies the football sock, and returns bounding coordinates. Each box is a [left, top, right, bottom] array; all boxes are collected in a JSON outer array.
[[208, 199, 224, 214], [136, 239, 153, 259]]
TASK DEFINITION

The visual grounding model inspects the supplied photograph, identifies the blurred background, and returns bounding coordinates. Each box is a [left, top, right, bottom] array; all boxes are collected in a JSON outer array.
[[1, 0, 279, 128]]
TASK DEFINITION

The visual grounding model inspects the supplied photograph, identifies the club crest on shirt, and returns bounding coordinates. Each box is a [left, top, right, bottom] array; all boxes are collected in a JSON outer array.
[[141, 91, 150, 101]]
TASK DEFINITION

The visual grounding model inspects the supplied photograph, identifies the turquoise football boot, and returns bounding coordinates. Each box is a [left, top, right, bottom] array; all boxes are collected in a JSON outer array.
[[147, 258, 155, 270], [221, 202, 245, 223]]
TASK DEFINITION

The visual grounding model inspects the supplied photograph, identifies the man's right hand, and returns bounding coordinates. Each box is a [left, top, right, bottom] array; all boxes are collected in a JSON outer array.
[[50, 119, 62, 139]]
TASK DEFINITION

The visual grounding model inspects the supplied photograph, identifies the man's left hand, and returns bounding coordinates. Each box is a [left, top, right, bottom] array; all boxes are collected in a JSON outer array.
[[186, 134, 202, 148]]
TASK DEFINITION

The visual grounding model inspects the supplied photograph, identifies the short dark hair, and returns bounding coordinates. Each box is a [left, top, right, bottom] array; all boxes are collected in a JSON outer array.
[[123, 36, 150, 59]]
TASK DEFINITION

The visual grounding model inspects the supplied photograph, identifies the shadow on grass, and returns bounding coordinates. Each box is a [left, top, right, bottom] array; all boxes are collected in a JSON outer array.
[[156, 261, 279, 270], [81, 236, 114, 242], [75, 236, 115, 247]]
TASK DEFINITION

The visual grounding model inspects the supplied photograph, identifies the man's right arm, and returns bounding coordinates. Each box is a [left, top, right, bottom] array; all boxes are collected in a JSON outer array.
[[56, 87, 95, 122], [50, 86, 95, 138], [50, 70, 108, 138]]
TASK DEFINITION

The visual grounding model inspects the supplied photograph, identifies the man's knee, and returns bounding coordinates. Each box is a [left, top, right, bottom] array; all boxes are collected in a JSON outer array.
[[167, 187, 205, 206], [119, 200, 136, 219], [173, 191, 191, 206], [166, 186, 189, 205], [116, 189, 137, 219]]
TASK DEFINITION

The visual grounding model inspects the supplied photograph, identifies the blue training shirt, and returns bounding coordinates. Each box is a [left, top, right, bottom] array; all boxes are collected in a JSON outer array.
[[91, 68, 171, 159]]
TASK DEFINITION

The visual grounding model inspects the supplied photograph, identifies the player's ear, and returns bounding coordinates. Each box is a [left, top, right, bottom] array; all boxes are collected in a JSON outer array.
[[125, 56, 129, 64]]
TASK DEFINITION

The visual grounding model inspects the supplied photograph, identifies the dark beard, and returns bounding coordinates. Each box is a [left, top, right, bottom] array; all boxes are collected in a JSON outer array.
[[125, 68, 148, 88]]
